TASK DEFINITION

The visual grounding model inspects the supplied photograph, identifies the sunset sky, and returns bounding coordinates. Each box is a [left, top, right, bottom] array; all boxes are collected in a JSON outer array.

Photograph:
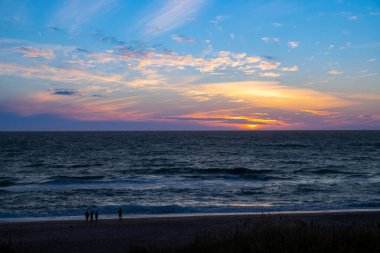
[[0, 0, 379, 130]]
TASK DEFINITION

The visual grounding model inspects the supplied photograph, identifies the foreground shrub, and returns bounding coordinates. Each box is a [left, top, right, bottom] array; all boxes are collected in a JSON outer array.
[[129, 220, 380, 253]]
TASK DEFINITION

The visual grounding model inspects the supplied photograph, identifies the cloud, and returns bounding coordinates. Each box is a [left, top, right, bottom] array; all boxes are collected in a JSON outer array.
[[91, 30, 125, 45], [164, 113, 288, 129], [111, 47, 280, 75], [282, 65, 298, 72], [161, 80, 360, 129], [301, 110, 339, 116], [0, 63, 127, 85], [344, 42, 380, 49], [0, 38, 31, 45], [144, 0, 205, 36], [348, 15, 358, 20], [328, 69, 343, 75], [287, 41, 299, 48], [52, 0, 117, 31], [368, 58, 376, 62], [257, 60, 280, 70], [270, 22, 283, 28], [260, 72, 280, 77], [47, 26, 67, 33], [52, 88, 80, 96], [171, 35, 196, 43], [4, 92, 145, 122], [209, 15, 230, 30], [72, 47, 90, 54], [184, 81, 356, 111], [261, 37, 280, 43], [15, 46, 55, 60]]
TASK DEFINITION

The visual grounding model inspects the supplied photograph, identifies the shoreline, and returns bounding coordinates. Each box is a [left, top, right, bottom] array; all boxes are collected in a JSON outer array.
[[1, 208, 380, 223], [1, 210, 380, 253]]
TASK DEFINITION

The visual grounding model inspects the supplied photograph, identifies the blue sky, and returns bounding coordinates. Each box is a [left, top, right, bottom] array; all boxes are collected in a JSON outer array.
[[0, 0, 379, 130]]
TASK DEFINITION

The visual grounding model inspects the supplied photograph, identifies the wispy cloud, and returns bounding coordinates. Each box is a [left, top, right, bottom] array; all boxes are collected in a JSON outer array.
[[91, 30, 125, 45], [52, 0, 117, 31], [171, 35, 196, 43], [4, 92, 145, 122], [0, 63, 127, 85], [328, 69, 343, 75], [144, 0, 206, 36], [287, 41, 299, 48], [270, 22, 283, 28], [209, 15, 230, 30], [282, 66, 298, 72], [260, 72, 280, 77], [52, 88, 80, 96], [344, 42, 380, 49], [183, 81, 356, 111], [301, 109, 339, 116], [348, 15, 358, 20], [261, 37, 280, 43], [15, 46, 55, 60], [164, 113, 288, 129], [164, 80, 358, 129]]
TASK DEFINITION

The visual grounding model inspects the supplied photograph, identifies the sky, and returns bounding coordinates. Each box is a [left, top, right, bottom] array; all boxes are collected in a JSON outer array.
[[0, 0, 379, 130]]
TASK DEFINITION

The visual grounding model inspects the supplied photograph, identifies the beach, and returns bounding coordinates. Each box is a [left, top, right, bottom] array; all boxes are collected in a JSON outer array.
[[1, 210, 380, 253]]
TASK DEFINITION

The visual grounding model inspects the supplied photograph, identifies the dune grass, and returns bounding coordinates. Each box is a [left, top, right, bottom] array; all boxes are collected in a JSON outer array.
[[0, 242, 16, 253], [128, 219, 380, 253]]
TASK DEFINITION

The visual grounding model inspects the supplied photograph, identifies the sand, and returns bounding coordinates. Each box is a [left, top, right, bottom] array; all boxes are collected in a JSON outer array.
[[1, 211, 380, 253]]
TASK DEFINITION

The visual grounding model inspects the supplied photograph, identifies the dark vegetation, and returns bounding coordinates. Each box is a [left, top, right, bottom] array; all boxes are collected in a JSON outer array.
[[0, 243, 16, 253], [2, 219, 380, 253], [128, 219, 380, 253]]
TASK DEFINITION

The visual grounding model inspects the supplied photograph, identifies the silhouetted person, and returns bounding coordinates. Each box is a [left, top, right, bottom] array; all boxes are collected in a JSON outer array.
[[118, 207, 122, 221], [90, 210, 94, 221], [95, 211, 99, 221], [85, 210, 89, 222]]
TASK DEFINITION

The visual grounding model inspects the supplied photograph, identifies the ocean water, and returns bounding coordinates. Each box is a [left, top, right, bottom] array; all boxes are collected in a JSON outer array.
[[0, 131, 380, 219]]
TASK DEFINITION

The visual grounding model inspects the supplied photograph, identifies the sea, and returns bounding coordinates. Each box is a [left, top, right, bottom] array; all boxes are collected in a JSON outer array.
[[0, 131, 380, 220]]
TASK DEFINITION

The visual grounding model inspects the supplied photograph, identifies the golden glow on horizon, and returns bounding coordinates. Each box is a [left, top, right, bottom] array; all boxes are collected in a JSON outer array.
[[243, 124, 260, 129], [195, 81, 357, 111]]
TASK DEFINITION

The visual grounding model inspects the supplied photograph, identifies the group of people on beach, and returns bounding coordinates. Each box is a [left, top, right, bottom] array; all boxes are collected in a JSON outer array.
[[85, 210, 99, 222], [85, 208, 123, 222]]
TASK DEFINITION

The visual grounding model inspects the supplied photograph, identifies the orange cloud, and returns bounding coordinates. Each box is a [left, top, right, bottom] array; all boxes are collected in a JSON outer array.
[[163, 110, 291, 130], [5, 91, 149, 122], [328, 69, 343, 75], [187, 81, 356, 111], [282, 65, 299, 72], [301, 109, 339, 116]]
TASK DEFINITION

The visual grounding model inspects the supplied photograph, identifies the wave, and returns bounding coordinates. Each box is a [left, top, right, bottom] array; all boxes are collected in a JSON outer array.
[[295, 165, 351, 175], [42, 175, 105, 185], [23, 163, 103, 169], [260, 143, 309, 148], [68, 163, 103, 168], [0, 179, 16, 187], [155, 167, 275, 175], [23, 162, 47, 168], [312, 169, 347, 175], [282, 160, 308, 165]]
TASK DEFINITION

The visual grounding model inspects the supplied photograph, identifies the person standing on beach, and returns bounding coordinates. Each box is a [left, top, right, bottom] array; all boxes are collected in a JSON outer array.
[[85, 210, 89, 222], [95, 210, 99, 222], [90, 210, 94, 221], [118, 207, 122, 221]]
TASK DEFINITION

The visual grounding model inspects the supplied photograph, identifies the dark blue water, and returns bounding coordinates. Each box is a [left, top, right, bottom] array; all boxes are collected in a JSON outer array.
[[0, 131, 380, 219]]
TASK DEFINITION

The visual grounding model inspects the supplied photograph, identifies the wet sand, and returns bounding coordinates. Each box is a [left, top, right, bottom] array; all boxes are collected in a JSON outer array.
[[1, 211, 380, 253]]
